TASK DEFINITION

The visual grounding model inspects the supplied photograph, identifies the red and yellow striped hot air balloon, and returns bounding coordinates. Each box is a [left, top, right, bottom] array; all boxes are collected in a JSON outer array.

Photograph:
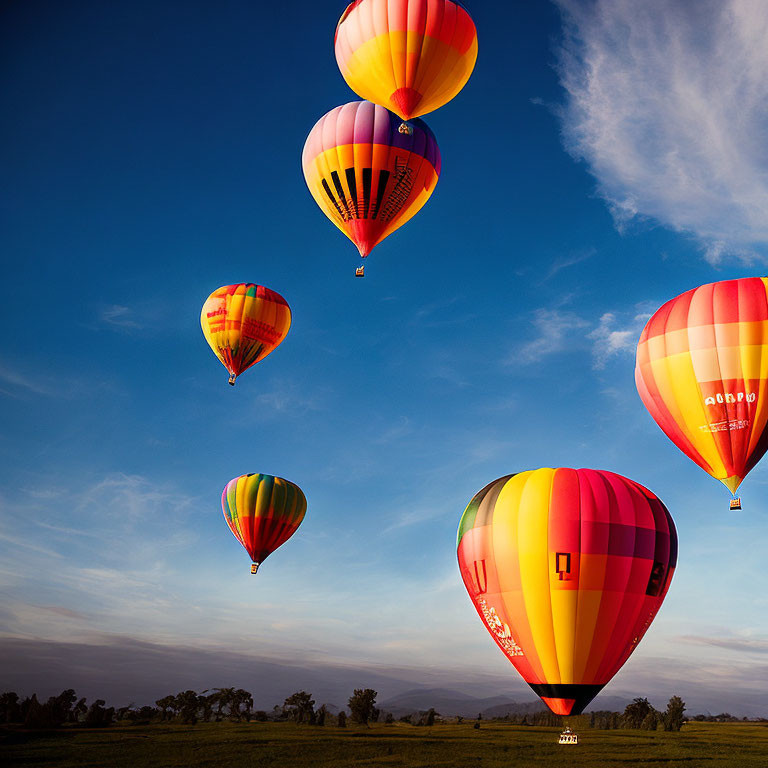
[[302, 100, 440, 273], [201, 284, 291, 386], [222, 474, 307, 574], [457, 468, 677, 716], [334, 0, 478, 121], [636, 277, 768, 505]]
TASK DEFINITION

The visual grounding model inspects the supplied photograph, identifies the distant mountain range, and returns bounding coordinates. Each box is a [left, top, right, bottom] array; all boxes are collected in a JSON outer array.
[[377, 687, 635, 718], [1, 636, 764, 718]]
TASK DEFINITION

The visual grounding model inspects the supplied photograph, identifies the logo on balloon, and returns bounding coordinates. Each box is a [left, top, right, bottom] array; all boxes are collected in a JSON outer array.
[[704, 391, 756, 406], [477, 597, 523, 657]]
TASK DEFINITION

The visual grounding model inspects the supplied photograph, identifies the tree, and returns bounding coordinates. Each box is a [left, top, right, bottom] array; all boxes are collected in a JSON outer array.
[[316, 704, 327, 726], [200, 695, 215, 723], [0, 692, 21, 723], [660, 696, 686, 732], [641, 711, 658, 730], [173, 691, 200, 724], [283, 691, 315, 724], [425, 708, 436, 726], [348, 689, 378, 726], [385, 712, 394, 725], [48, 689, 77, 725], [22, 695, 45, 729], [623, 698, 654, 729], [156, 695, 175, 721], [85, 699, 115, 727], [233, 689, 253, 722], [337, 711, 347, 728], [73, 697, 88, 723], [212, 688, 235, 722]]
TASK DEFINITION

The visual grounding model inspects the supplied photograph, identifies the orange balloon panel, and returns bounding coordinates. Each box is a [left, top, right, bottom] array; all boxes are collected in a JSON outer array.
[[201, 284, 291, 385], [335, 0, 478, 120], [302, 100, 440, 260], [636, 277, 768, 494], [457, 469, 677, 716]]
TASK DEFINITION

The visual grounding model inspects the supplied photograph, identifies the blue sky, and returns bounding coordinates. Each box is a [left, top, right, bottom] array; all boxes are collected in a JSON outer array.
[[2, 0, 768, 713]]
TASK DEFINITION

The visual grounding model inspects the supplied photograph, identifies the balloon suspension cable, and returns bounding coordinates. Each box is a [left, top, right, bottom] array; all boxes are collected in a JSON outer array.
[[228, 373, 237, 386], [250, 562, 260, 575]]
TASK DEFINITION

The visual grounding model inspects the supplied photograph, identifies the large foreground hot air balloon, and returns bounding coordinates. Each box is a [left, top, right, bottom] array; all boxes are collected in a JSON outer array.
[[636, 277, 768, 503], [457, 468, 677, 716], [222, 474, 307, 574], [335, 0, 478, 121], [302, 100, 440, 274], [201, 284, 291, 386]]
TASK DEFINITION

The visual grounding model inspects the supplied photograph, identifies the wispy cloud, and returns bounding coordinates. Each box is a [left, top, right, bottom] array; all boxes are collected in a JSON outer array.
[[100, 304, 141, 329], [679, 634, 768, 655], [588, 309, 651, 369], [254, 379, 325, 416], [0, 363, 58, 398], [513, 302, 653, 369], [515, 308, 589, 364], [556, 0, 768, 262], [544, 248, 595, 280]]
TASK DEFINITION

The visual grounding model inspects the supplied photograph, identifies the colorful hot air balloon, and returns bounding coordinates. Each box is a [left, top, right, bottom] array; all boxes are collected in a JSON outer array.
[[457, 468, 677, 716], [222, 474, 307, 574], [636, 277, 768, 502], [201, 284, 291, 386], [334, 0, 478, 121], [302, 100, 440, 273]]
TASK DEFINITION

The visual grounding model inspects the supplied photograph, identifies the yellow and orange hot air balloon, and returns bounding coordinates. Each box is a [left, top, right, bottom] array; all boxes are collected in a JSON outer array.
[[457, 468, 677, 716], [200, 283, 291, 386], [334, 0, 478, 121], [302, 100, 440, 272], [222, 473, 307, 574], [636, 277, 768, 503]]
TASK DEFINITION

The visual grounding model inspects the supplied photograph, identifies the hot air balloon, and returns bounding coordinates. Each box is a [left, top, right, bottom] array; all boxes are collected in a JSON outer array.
[[457, 468, 677, 716], [334, 0, 478, 121], [201, 284, 291, 386], [636, 277, 768, 506], [302, 100, 440, 275], [222, 474, 307, 574]]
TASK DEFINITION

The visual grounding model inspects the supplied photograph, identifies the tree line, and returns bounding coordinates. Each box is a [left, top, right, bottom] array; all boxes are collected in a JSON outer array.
[[0, 688, 750, 732], [0, 687, 381, 730], [461, 696, 687, 731]]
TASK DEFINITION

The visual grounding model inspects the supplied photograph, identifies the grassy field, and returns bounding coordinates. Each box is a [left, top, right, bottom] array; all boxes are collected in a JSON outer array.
[[2, 720, 767, 768]]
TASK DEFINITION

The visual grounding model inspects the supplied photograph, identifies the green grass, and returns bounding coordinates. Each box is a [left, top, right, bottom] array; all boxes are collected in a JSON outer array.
[[2, 721, 767, 767]]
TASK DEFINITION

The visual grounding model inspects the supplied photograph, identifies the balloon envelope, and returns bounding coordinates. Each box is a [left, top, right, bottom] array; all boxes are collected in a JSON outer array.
[[222, 474, 307, 568], [335, 0, 478, 120], [302, 100, 440, 261], [457, 468, 677, 715], [201, 284, 291, 385], [636, 277, 768, 494]]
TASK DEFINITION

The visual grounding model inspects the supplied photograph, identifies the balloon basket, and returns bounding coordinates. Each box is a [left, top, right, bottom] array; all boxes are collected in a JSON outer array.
[[398, 122, 414, 135], [228, 374, 237, 386], [729, 498, 742, 510], [355, 265, 365, 277], [558, 726, 578, 745], [250, 563, 260, 575]]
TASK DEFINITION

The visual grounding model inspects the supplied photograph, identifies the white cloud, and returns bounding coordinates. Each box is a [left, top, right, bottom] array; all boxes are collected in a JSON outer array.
[[589, 309, 651, 369], [544, 247, 595, 280], [515, 308, 589, 364], [100, 304, 141, 329], [557, 0, 768, 261], [514, 302, 653, 369]]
